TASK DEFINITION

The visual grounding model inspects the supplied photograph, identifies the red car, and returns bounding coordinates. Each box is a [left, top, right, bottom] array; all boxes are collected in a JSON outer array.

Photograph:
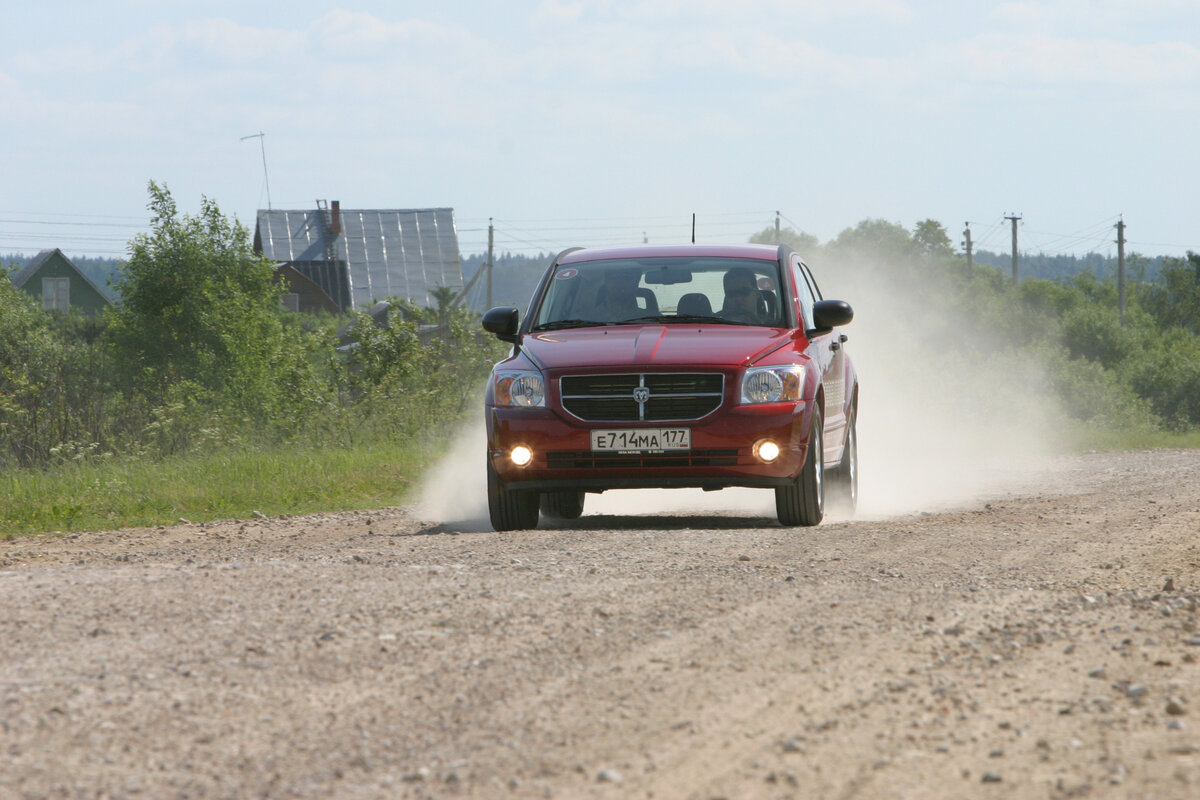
[[481, 243, 857, 531]]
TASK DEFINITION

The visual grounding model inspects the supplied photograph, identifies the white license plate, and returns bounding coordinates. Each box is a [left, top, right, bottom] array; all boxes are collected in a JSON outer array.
[[590, 428, 691, 452]]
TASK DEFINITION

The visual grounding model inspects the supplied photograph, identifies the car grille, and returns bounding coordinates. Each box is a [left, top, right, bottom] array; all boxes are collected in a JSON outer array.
[[546, 449, 739, 469], [559, 373, 724, 422]]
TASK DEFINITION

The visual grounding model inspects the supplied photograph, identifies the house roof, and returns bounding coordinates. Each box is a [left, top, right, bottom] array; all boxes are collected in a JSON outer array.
[[254, 206, 463, 311], [11, 248, 114, 303]]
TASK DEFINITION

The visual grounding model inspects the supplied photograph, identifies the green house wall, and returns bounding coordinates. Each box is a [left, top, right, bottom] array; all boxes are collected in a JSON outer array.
[[17, 252, 111, 315]]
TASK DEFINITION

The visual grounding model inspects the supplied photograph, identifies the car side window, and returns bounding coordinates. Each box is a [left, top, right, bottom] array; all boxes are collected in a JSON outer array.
[[792, 258, 816, 330], [800, 262, 823, 302]]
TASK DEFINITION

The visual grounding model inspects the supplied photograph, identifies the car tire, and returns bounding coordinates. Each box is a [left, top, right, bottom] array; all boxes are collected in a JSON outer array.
[[540, 491, 585, 520], [827, 409, 858, 516], [776, 405, 824, 527], [487, 456, 540, 531]]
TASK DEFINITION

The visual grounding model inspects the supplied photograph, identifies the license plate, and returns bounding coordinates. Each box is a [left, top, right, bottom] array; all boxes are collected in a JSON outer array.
[[590, 428, 691, 452]]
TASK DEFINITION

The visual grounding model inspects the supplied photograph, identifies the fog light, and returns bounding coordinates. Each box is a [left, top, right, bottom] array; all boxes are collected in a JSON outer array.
[[754, 439, 781, 463], [510, 445, 533, 467]]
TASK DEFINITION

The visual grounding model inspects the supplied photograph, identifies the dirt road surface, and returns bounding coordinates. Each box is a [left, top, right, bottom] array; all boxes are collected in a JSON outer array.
[[3, 449, 1200, 799]]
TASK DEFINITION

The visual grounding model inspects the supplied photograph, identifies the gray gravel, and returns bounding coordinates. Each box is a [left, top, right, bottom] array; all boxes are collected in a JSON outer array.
[[2, 449, 1200, 798]]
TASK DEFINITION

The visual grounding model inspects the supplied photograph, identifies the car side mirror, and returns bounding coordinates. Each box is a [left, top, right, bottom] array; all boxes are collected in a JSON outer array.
[[482, 306, 521, 342], [808, 299, 854, 336]]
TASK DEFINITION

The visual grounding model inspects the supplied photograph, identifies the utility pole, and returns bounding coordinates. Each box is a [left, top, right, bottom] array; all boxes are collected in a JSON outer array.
[[962, 222, 973, 280], [486, 218, 495, 309], [775, 210, 781, 244], [1005, 213, 1022, 285], [1115, 216, 1127, 324], [239, 132, 272, 210]]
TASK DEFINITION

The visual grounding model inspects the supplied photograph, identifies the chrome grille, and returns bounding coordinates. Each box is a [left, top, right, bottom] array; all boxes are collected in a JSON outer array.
[[559, 373, 724, 422]]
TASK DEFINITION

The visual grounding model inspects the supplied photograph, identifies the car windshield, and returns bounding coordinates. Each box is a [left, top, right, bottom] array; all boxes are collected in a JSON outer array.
[[530, 257, 787, 330]]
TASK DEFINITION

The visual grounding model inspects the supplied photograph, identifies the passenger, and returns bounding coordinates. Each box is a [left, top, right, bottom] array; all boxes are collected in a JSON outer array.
[[719, 267, 767, 324]]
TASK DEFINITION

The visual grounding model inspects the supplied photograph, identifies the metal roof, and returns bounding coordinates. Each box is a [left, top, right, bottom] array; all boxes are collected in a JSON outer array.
[[254, 206, 463, 311]]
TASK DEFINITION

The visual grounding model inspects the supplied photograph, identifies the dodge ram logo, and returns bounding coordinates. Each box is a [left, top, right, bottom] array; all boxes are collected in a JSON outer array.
[[633, 386, 650, 405]]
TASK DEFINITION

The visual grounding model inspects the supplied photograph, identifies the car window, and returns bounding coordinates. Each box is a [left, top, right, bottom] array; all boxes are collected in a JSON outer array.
[[792, 258, 816, 330], [532, 257, 786, 328], [800, 261, 823, 301]]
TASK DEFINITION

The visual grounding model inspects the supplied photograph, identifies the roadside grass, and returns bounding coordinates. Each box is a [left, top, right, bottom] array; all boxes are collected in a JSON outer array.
[[4, 424, 1199, 539], [1059, 425, 1200, 453], [0, 438, 436, 538]]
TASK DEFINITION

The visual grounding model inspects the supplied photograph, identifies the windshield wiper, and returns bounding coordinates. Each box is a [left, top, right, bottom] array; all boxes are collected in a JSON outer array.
[[617, 314, 744, 326], [531, 319, 610, 331]]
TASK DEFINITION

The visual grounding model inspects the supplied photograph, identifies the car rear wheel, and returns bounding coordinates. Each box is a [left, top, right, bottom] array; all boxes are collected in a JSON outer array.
[[776, 406, 824, 527], [487, 456, 540, 531], [827, 409, 857, 516], [541, 491, 585, 520]]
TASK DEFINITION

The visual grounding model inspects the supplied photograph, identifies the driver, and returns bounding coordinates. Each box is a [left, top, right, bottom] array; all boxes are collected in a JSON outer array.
[[594, 269, 641, 321], [719, 267, 765, 324]]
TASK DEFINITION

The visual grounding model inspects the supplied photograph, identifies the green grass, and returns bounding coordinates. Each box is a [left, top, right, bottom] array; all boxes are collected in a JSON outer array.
[[1058, 424, 1200, 453], [0, 438, 436, 538], [3, 424, 1200, 539]]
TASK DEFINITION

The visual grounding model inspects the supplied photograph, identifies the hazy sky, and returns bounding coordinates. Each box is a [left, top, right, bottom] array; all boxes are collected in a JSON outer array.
[[3, 0, 1198, 260]]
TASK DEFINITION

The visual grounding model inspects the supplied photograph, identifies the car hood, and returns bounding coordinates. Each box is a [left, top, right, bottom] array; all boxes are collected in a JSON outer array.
[[523, 325, 793, 371]]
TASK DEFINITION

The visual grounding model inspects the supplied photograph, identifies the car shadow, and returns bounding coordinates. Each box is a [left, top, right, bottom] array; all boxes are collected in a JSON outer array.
[[401, 513, 781, 536]]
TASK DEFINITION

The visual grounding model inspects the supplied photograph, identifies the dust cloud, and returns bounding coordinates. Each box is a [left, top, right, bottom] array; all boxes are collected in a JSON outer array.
[[840, 265, 1061, 518], [416, 262, 1062, 527]]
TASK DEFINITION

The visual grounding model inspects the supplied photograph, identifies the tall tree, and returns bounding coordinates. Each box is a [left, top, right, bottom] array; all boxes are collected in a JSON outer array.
[[912, 219, 954, 258], [749, 225, 820, 254], [107, 182, 319, 419]]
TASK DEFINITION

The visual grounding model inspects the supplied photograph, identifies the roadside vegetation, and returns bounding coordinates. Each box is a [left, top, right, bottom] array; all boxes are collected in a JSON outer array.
[[752, 220, 1200, 449], [3, 186, 1199, 535], [1, 184, 507, 536]]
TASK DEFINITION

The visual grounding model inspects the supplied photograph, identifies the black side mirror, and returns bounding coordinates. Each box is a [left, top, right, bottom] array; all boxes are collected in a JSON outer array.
[[808, 299, 854, 336], [482, 306, 520, 342]]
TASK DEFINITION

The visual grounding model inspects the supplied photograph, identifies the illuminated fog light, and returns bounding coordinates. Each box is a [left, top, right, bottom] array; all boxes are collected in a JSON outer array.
[[754, 439, 781, 463], [510, 445, 533, 467]]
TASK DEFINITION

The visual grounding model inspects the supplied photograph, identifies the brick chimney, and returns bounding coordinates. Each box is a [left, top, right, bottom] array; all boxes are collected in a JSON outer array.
[[330, 200, 342, 236]]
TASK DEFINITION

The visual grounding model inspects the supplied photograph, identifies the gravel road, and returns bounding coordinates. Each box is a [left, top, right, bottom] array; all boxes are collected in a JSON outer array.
[[3, 448, 1199, 799]]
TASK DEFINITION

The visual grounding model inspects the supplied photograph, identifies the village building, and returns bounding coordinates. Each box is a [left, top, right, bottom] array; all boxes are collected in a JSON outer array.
[[10, 248, 113, 314], [253, 201, 464, 314]]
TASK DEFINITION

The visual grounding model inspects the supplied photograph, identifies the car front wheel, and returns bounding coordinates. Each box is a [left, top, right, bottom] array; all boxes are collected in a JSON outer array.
[[776, 406, 824, 527], [486, 456, 540, 531]]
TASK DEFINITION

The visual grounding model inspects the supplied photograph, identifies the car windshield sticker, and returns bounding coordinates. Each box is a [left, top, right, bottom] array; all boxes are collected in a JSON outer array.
[[557, 268, 579, 280]]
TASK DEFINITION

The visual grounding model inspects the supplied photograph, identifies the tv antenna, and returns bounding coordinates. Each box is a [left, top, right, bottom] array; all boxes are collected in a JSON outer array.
[[240, 131, 273, 210]]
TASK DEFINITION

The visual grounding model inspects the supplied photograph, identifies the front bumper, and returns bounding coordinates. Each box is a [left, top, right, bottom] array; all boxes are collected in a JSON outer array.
[[487, 402, 811, 493]]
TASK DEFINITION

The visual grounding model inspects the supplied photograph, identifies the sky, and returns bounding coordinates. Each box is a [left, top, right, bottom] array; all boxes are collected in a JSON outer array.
[[3, 0, 1198, 261]]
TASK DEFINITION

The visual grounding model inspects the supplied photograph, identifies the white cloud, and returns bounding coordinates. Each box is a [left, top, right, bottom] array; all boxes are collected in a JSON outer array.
[[540, 0, 913, 23], [945, 33, 1200, 88], [314, 10, 486, 58], [182, 18, 305, 64], [991, 0, 1200, 31]]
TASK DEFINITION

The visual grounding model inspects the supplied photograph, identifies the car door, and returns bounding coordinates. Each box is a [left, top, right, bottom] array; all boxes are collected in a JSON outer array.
[[792, 257, 847, 465]]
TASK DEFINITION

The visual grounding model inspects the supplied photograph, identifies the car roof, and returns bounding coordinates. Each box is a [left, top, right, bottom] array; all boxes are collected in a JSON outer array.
[[557, 243, 783, 265]]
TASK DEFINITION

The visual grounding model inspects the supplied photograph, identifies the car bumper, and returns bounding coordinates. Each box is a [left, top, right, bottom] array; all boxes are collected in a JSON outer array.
[[487, 402, 811, 492]]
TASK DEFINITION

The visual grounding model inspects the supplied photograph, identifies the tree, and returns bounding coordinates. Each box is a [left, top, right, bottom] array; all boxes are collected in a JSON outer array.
[[828, 219, 914, 257], [749, 225, 820, 254], [107, 182, 321, 423], [912, 219, 954, 258], [1142, 251, 1200, 335]]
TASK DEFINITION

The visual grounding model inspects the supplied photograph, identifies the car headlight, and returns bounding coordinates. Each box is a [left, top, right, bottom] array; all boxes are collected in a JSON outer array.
[[494, 371, 545, 408], [741, 365, 803, 404]]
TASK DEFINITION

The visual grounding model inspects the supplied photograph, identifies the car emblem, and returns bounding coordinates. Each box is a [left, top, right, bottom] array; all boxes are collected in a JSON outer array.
[[633, 386, 650, 404]]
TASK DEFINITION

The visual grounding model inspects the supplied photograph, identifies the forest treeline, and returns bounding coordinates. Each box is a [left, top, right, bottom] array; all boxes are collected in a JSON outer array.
[[3, 194, 1200, 477], [6, 240, 1169, 311]]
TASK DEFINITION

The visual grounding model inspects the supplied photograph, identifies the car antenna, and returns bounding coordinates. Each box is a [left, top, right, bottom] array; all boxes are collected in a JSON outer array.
[[691, 213, 696, 244]]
